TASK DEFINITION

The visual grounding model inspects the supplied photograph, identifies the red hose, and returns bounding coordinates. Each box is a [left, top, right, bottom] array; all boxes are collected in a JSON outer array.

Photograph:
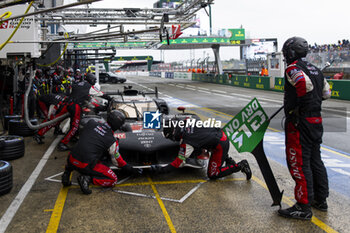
[[9, 96, 13, 115]]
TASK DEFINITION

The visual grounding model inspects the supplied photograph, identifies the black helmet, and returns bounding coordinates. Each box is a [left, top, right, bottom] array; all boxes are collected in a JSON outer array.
[[162, 118, 182, 141], [85, 73, 97, 85], [35, 69, 42, 77], [107, 110, 125, 131], [282, 37, 309, 65]]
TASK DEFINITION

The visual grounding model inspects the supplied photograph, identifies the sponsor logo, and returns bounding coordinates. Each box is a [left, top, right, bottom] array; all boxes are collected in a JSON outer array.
[[163, 118, 221, 129], [115, 133, 126, 139], [143, 110, 162, 129]]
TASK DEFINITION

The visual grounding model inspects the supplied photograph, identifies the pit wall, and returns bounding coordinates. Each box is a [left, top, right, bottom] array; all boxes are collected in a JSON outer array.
[[122, 71, 350, 101]]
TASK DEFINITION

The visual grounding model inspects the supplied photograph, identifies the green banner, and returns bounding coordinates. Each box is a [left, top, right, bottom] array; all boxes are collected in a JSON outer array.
[[274, 77, 284, 92], [327, 80, 350, 100], [229, 75, 270, 90], [162, 37, 230, 45], [75, 42, 148, 49], [223, 98, 269, 152], [228, 29, 245, 41]]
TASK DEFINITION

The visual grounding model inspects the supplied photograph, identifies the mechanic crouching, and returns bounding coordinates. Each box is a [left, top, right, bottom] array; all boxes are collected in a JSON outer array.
[[61, 110, 142, 194], [153, 117, 252, 180]]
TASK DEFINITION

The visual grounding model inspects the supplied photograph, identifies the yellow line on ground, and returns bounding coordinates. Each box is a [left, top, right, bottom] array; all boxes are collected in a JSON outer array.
[[44, 209, 53, 212], [321, 146, 350, 160], [252, 176, 338, 233], [46, 186, 69, 233], [201, 107, 234, 118], [115, 178, 245, 187], [186, 110, 209, 121], [147, 176, 176, 233]]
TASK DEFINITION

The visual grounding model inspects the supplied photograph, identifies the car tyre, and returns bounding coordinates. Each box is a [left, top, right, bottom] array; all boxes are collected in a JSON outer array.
[[0, 160, 12, 196], [3, 115, 22, 130], [8, 118, 38, 137], [0, 135, 25, 161]]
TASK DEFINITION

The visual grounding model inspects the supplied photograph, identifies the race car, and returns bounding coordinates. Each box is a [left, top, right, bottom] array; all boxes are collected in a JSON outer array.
[[80, 86, 207, 169]]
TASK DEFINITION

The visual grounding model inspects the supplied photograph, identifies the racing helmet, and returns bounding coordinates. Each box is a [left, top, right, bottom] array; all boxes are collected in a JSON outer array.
[[162, 118, 182, 141], [66, 68, 74, 76], [55, 65, 65, 75], [35, 69, 42, 78], [85, 73, 97, 85], [282, 37, 309, 65], [107, 110, 126, 131]]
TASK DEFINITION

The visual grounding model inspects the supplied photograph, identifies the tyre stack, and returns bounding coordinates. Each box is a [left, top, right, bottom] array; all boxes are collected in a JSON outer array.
[[0, 135, 25, 161], [8, 118, 38, 137], [0, 160, 12, 196], [3, 115, 22, 131]]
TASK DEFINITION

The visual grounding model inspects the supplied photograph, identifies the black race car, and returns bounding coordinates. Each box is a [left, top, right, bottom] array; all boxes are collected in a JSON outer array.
[[80, 86, 206, 169]]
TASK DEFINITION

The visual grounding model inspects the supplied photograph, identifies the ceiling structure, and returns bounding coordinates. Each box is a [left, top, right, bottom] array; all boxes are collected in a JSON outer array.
[[1, 0, 214, 50], [1, 0, 220, 66]]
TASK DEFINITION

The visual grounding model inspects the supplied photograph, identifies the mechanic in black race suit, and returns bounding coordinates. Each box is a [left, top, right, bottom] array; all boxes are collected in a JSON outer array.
[[154, 117, 252, 180], [278, 37, 331, 220], [61, 110, 142, 194], [56, 72, 110, 151]]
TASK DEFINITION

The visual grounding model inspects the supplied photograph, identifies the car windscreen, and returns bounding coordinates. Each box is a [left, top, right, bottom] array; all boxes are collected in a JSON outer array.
[[113, 101, 157, 119]]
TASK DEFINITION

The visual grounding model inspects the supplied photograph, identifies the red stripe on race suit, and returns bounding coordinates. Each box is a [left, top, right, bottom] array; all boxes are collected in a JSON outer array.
[[170, 157, 184, 168], [91, 163, 118, 187], [116, 155, 127, 168], [68, 154, 88, 169], [61, 103, 81, 145], [294, 78, 306, 97], [208, 143, 223, 178], [286, 64, 307, 97], [305, 117, 322, 124], [170, 143, 187, 168], [286, 122, 309, 204], [220, 131, 227, 141]]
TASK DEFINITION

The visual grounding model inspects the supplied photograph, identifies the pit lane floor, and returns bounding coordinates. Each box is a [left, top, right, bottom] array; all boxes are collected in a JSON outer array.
[[0, 76, 349, 233]]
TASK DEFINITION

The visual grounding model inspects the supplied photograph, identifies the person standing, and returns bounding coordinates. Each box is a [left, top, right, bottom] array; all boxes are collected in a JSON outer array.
[[278, 37, 331, 220]]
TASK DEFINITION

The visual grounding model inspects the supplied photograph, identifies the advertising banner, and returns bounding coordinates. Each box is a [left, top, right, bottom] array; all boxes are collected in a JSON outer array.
[[0, 4, 40, 58]]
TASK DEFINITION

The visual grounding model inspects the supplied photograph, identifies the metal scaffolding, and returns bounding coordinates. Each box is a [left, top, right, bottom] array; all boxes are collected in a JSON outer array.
[[2, 0, 213, 46]]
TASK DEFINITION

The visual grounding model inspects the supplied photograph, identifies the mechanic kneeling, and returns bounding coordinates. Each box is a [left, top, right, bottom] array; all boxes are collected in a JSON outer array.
[[154, 117, 252, 180], [61, 110, 142, 194]]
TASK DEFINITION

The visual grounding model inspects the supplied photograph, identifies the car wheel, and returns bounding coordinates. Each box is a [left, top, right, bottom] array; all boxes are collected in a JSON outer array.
[[0, 135, 25, 161], [8, 118, 38, 137], [0, 160, 12, 196]]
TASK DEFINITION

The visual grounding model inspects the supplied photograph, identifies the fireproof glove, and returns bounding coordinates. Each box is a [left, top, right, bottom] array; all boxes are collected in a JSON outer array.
[[150, 164, 176, 174], [122, 164, 143, 176], [150, 165, 163, 174], [102, 94, 113, 101]]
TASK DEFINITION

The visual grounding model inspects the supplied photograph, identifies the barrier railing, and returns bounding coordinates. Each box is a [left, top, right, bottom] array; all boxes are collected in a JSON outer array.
[[132, 72, 350, 101]]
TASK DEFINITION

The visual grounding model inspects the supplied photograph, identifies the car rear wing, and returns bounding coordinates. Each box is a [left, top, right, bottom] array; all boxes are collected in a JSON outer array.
[[104, 86, 158, 99]]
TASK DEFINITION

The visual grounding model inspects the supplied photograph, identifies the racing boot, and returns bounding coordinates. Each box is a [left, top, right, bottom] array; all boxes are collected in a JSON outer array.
[[33, 134, 44, 144], [57, 142, 70, 151], [278, 203, 312, 220], [238, 159, 252, 180], [311, 199, 328, 212], [77, 175, 92, 195], [61, 168, 72, 187], [54, 127, 64, 135]]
